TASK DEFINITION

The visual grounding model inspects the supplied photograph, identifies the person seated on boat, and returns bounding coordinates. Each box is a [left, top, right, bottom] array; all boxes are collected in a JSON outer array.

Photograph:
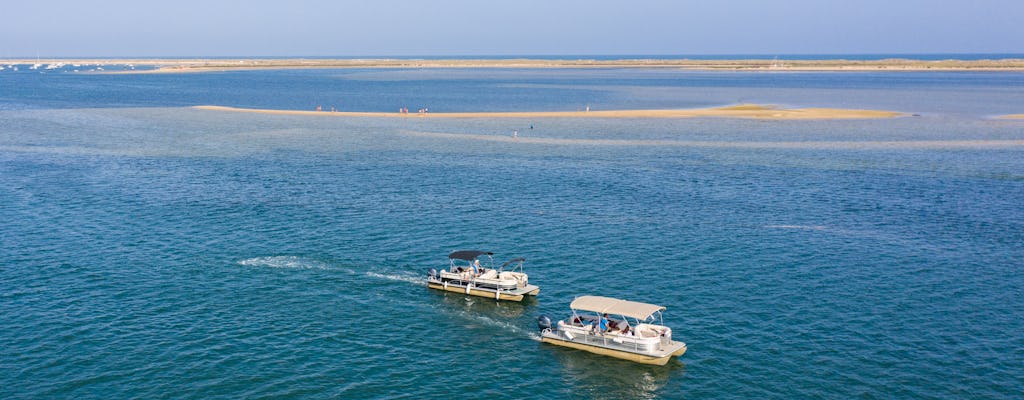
[[472, 259, 482, 276], [598, 314, 610, 333], [620, 324, 631, 336]]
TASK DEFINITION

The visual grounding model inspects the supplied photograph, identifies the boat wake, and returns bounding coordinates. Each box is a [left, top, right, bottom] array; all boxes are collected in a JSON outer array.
[[452, 308, 541, 341], [236, 256, 353, 272], [365, 271, 427, 286], [236, 256, 427, 287]]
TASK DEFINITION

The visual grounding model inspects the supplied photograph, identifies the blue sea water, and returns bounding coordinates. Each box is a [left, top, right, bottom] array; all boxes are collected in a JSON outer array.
[[2, 66, 1024, 398]]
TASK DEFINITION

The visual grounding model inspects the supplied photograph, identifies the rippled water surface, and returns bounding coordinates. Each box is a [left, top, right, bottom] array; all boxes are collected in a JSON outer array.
[[2, 68, 1023, 398]]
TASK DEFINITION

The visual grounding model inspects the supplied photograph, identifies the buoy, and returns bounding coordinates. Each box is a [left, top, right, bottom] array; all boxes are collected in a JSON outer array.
[[443, 281, 448, 290], [465, 284, 471, 294], [496, 290, 501, 300]]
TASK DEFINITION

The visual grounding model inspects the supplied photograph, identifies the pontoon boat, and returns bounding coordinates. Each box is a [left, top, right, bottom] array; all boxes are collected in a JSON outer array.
[[538, 295, 686, 365], [427, 250, 540, 301]]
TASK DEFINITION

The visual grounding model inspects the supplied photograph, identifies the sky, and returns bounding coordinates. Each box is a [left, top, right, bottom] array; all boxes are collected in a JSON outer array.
[[2, 0, 1022, 57]]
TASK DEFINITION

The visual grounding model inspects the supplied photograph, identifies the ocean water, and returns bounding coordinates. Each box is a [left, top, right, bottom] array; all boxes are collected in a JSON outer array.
[[2, 67, 1023, 399]]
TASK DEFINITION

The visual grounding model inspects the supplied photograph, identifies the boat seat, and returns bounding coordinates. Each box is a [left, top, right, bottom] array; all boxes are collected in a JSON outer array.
[[478, 270, 498, 279], [636, 324, 662, 338]]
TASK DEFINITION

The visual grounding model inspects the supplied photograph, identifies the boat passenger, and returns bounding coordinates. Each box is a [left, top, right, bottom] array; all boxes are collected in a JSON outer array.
[[599, 314, 609, 333], [472, 259, 482, 276]]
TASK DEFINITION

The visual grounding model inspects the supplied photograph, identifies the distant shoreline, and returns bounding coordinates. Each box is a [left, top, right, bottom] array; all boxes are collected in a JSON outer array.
[[193, 104, 905, 120], [4, 58, 1024, 73]]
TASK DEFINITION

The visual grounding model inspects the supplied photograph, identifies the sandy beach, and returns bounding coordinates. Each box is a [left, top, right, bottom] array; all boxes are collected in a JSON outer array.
[[998, 114, 1024, 119], [4, 58, 1024, 73], [193, 104, 904, 120]]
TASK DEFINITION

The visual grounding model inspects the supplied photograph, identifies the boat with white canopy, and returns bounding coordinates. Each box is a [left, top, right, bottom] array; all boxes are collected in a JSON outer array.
[[427, 250, 540, 301], [538, 295, 686, 365]]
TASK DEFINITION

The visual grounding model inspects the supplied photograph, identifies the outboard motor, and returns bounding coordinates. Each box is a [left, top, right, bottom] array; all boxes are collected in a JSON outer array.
[[537, 315, 552, 333], [427, 268, 437, 279]]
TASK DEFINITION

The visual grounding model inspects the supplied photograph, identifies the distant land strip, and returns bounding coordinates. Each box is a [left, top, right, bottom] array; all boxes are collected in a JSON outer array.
[[5, 58, 1024, 72], [998, 114, 1024, 119], [193, 104, 904, 120]]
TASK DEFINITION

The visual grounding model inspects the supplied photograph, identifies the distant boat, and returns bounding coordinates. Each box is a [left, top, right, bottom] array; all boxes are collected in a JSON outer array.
[[30, 63, 41, 70], [427, 250, 540, 301]]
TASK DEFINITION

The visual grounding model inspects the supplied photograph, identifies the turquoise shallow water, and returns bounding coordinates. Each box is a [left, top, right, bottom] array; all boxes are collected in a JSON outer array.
[[2, 68, 1024, 398]]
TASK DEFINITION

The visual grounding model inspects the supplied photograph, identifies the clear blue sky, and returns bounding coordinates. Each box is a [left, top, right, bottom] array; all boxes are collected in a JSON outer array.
[[2, 0, 1022, 57]]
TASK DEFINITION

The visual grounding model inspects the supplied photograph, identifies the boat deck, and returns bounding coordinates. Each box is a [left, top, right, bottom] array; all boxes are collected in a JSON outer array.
[[543, 330, 684, 356], [540, 330, 686, 365], [427, 277, 540, 301]]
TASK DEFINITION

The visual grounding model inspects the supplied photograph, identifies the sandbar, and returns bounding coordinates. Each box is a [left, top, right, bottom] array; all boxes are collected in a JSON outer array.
[[998, 114, 1024, 119], [193, 104, 904, 120]]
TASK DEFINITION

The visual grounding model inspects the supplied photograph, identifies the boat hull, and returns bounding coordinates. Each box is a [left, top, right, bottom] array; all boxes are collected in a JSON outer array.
[[540, 336, 683, 366], [428, 280, 539, 302], [540, 330, 686, 365]]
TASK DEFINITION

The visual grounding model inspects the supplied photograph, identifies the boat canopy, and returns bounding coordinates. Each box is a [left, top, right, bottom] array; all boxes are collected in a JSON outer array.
[[570, 295, 666, 320], [448, 250, 493, 261], [499, 257, 525, 269]]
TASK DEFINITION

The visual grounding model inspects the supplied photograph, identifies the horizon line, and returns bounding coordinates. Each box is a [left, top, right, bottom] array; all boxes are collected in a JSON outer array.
[[4, 52, 1024, 60]]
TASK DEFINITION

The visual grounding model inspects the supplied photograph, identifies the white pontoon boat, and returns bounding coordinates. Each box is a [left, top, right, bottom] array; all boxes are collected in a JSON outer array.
[[538, 295, 686, 365], [427, 250, 540, 302]]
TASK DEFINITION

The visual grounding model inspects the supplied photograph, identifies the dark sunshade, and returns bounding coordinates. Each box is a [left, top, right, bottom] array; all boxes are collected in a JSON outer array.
[[499, 257, 526, 269], [448, 250, 493, 261]]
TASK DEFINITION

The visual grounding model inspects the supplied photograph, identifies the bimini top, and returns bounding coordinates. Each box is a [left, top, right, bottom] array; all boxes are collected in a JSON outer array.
[[448, 250, 493, 261], [570, 295, 666, 320], [499, 257, 526, 269]]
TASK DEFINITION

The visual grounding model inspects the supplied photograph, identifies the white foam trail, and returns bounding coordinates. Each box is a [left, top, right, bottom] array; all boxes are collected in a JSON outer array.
[[237, 256, 332, 270], [455, 309, 541, 341], [365, 271, 427, 286]]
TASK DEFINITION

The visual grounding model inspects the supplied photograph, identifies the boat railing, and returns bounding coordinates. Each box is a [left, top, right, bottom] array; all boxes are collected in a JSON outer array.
[[563, 321, 653, 354]]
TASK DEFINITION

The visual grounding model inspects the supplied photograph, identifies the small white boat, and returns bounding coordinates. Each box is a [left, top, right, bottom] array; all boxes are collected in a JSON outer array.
[[427, 250, 540, 301], [538, 295, 687, 365]]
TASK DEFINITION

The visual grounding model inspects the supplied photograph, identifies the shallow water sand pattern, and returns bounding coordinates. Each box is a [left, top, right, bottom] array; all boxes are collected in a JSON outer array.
[[398, 130, 1024, 149]]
